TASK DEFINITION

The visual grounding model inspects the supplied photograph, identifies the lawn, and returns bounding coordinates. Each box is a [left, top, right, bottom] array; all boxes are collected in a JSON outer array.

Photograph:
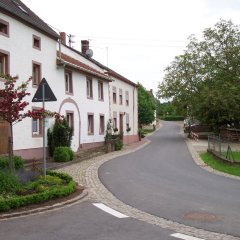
[[200, 152, 240, 177]]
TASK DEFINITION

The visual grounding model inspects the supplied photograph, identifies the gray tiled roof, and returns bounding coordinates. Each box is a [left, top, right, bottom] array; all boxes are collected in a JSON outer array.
[[0, 0, 59, 40]]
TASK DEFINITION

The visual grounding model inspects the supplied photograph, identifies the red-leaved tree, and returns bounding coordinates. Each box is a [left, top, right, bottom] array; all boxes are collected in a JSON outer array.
[[0, 74, 61, 174], [0, 75, 31, 173]]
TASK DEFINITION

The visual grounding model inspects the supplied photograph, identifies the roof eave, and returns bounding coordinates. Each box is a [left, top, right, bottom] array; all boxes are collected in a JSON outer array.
[[57, 58, 112, 82], [0, 8, 59, 40]]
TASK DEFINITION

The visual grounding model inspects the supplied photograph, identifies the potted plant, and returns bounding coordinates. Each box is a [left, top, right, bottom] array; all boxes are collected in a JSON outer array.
[[126, 127, 131, 132]]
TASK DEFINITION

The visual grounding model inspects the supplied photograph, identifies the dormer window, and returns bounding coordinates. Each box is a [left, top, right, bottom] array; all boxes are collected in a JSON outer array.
[[33, 35, 41, 50], [0, 18, 9, 37]]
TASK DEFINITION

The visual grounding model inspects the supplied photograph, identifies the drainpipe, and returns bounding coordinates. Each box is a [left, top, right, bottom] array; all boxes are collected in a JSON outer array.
[[133, 86, 135, 136], [58, 38, 62, 62]]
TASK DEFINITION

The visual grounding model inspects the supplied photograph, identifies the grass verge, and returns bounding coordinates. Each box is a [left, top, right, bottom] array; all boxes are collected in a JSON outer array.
[[200, 152, 240, 177]]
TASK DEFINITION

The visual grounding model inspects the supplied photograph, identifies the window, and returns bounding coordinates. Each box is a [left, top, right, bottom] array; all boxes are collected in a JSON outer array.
[[66, 112, 74, 134], [113, 111, 117, 130], [125, 91, 129, 106], [33, 35, 41, 50], [99, 115, 105, 134], [32, 62, 41, 86], [113, 86, 117, 104], [0, 52, 9, 75], [98, 81, 104, 100], [113, 118, 117, 129], [87, 77, 93, 99], [32, 108, 42, 137], [88, 114, 94, 135], [65, 70, 73, 94], [119, 89, 123, 105], [32, 118, 40, 134], [126, 113, 130, 130], [0, 18, 9, 37]]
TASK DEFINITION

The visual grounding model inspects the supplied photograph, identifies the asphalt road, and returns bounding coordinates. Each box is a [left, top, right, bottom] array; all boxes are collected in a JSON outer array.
[[0, 201, 177, 240], [99, 121, 240, 237]]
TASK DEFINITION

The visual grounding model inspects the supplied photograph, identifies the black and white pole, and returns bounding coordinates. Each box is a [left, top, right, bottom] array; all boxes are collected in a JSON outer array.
[[42, 83, 46, 178]]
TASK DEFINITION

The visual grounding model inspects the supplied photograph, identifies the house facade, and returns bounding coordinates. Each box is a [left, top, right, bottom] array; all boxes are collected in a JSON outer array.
[[0, 0, 139, 160], [0, 0, 59, 158]]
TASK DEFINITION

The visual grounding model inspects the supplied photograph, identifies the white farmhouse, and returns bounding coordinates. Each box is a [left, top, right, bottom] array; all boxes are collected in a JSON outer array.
[[0, 0, 139, 160], [0, 0, 59, 159]]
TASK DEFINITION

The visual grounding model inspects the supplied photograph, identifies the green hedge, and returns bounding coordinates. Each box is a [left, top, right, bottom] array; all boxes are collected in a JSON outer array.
[[0, 171, 77, 212], [53, 147, 74, 162], [0, 156, 24, 170], [160, 115, 184, 121], [0, 172, 21, 194]]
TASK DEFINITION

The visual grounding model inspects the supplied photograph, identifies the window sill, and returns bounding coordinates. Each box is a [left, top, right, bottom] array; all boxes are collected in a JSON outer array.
[[32, 134, 42, 138], [33, 46, 41, 51], [0, 32, 9, 38], [65, 92, 74, 96]]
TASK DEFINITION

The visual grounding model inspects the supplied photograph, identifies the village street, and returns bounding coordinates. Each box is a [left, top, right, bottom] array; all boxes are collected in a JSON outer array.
[[1, 121, 240, 240]]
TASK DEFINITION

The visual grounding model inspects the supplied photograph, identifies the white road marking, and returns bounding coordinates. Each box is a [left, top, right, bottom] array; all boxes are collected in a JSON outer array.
[[93, 203, 129, 218], [171, 233, 204, 240]]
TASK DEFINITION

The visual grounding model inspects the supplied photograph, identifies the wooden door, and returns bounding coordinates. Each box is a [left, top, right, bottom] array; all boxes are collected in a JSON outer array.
[[0, 119, 9, 155]]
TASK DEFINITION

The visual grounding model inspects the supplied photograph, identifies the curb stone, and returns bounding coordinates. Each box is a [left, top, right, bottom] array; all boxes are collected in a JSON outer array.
[[0, 189, 88, 221], [183, 130, 240, 181]]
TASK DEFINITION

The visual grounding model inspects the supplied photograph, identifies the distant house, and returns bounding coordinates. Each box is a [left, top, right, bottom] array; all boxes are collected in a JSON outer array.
[[0, 0, 139, 159]]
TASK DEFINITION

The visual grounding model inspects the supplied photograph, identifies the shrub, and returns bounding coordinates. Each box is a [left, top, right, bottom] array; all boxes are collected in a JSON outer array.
[[138, 128, 145, 138], [47, 118, 73, 157], [47, 129, 54, 157], [0, 171, 76, 212], [53, 147, 73, 162], [0, 172, 21, 194], [115, 138, 123, 151], [0, 156, 24, 170], [160, 115, 184, 121], [66, 148, 74, 161]]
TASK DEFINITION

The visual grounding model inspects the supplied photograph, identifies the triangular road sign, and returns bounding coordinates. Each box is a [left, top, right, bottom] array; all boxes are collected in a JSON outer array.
[[32, 78, 57, 102]]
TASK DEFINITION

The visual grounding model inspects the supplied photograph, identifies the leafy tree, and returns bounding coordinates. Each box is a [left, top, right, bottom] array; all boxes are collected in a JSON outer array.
[[158, 19, 240, 130], [138, 83, 155, 127]]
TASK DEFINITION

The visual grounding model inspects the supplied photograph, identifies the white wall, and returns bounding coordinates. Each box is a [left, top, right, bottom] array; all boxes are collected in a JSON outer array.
[[0, 13, 58, 152], [0, 12, 110, 155], [109, 77, 138, 136]]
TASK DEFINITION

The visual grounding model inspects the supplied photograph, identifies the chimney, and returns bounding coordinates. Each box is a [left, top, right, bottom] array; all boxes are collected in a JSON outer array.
[[60, 32, 66, 45], [81, 40, 89, 54]]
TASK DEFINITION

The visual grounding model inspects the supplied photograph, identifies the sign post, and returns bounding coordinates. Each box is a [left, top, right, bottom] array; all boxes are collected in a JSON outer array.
[[32, 78, 57, 178]]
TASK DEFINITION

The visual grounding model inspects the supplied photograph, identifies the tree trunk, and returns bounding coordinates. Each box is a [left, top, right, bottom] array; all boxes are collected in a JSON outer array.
[[8, 123, 15, 174]]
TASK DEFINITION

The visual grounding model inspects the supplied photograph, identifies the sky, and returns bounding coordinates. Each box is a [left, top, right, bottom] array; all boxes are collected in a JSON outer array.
[[22, 0, 240, 95]]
